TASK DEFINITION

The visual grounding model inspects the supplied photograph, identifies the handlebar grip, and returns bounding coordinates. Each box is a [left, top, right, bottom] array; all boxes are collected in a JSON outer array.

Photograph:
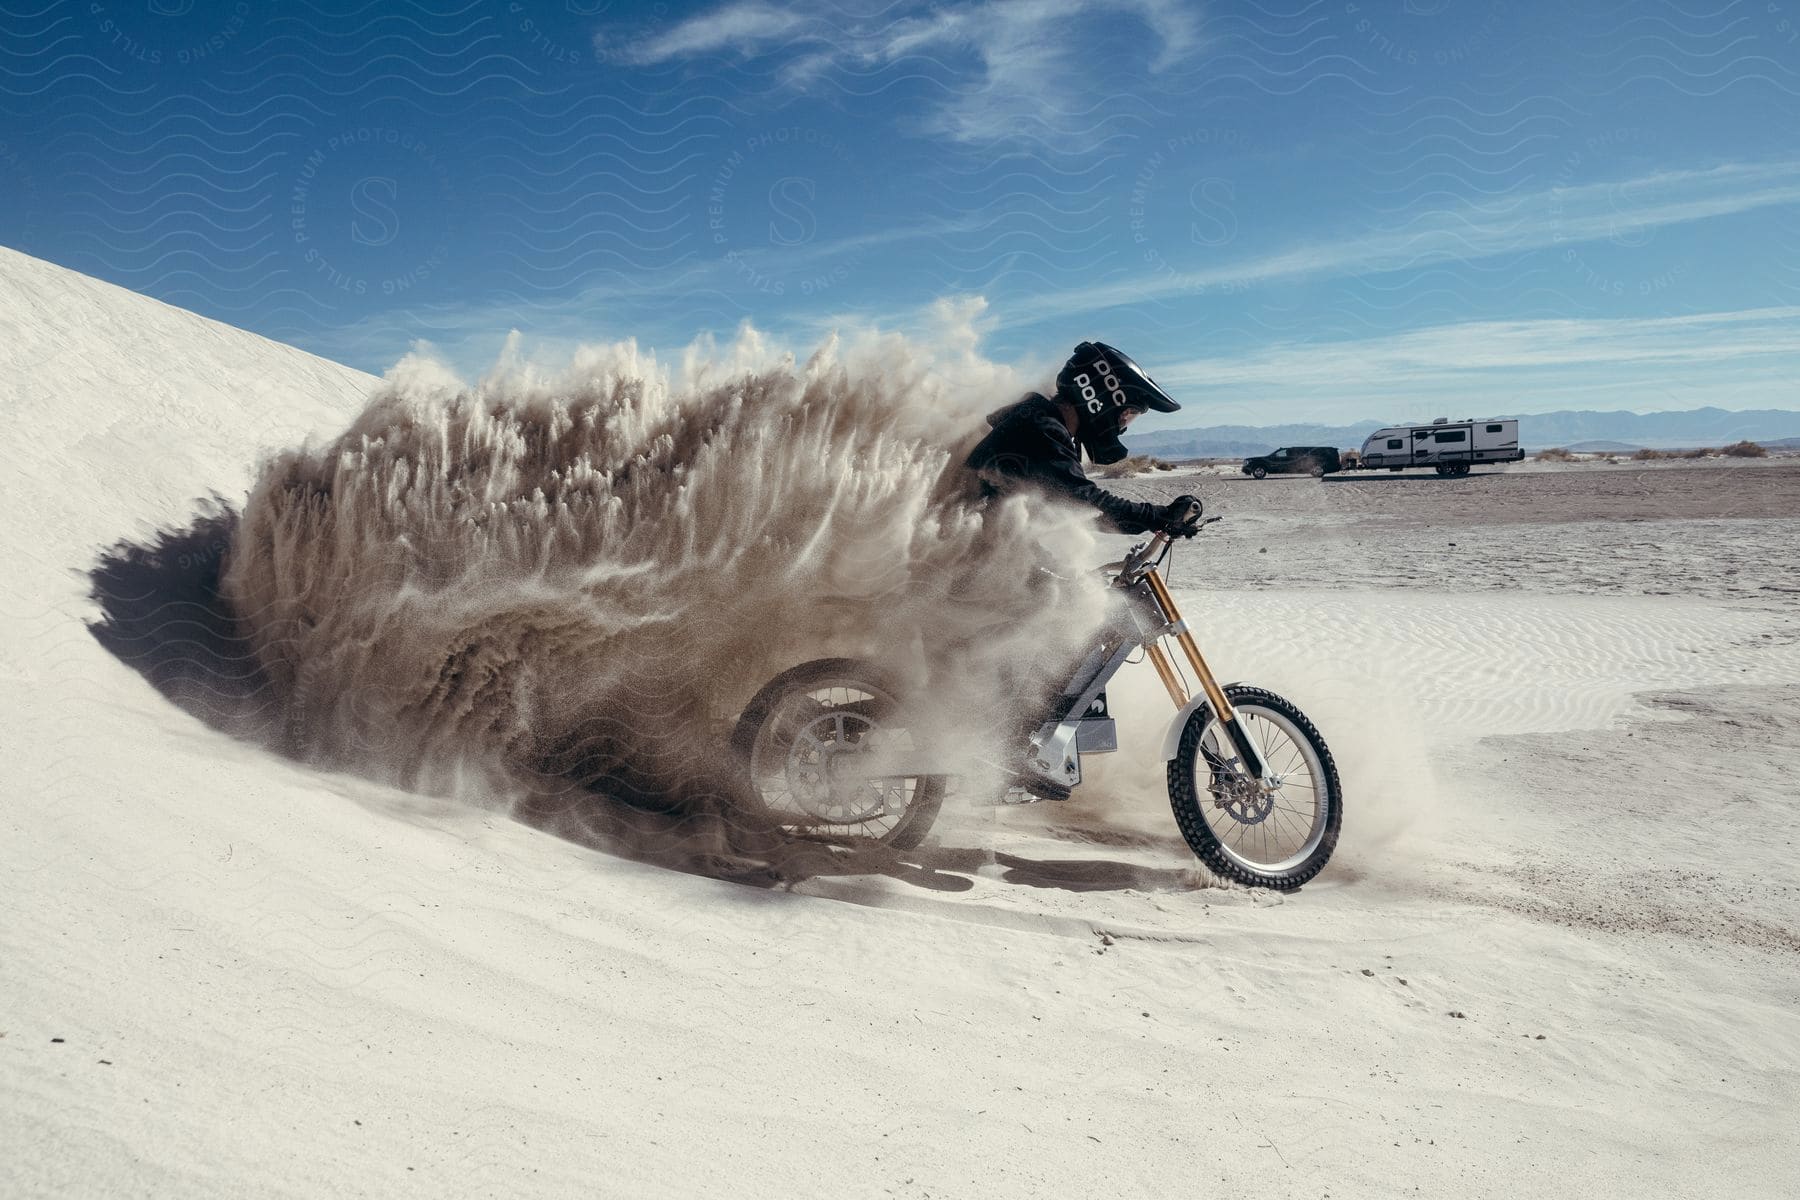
[[1157, 495, 1203, 535]]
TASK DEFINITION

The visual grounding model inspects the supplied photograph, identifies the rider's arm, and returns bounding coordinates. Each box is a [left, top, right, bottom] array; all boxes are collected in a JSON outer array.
[[1021, 413, 1161, 535]]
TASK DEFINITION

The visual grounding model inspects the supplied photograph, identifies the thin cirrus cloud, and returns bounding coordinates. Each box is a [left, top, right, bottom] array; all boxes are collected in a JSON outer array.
[[614, 3, 811, 62], [1149, 307, 1800, 419], [1162, 307, 1800, 386], [297, 208, 997, 369], [607, 0, 1203, 143], [1005, 159, 1800, 329], [315, 157, 1800, 385]]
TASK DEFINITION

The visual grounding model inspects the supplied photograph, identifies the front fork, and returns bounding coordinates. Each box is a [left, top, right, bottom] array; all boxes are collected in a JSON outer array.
[[1141, 569, 1268, 780]]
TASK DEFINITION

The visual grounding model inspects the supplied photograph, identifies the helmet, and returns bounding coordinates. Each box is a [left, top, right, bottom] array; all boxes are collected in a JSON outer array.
[[1054, 341, 1181, 465]]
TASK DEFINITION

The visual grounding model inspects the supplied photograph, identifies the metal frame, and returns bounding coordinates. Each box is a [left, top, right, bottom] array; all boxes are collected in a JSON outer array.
[[1017, 527, 1270, 791]]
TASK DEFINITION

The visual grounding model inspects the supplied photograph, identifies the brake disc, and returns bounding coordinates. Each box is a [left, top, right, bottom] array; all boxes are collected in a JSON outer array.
[[1211, 765, 1276, 825]]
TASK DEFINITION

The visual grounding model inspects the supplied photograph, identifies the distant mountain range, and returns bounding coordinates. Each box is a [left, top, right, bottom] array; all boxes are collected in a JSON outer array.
[[1132, 407, 1800, 457]]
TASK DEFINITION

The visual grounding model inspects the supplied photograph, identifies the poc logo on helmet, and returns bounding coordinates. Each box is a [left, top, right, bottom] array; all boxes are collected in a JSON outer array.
[[1073, 358, 1129, 414]]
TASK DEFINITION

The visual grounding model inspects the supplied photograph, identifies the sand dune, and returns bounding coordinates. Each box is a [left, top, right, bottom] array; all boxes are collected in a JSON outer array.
[[4, 249, 1798, 1199]]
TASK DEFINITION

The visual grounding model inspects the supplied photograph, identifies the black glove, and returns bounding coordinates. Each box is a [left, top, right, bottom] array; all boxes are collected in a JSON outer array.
[[1157, 494, 1204, 535]]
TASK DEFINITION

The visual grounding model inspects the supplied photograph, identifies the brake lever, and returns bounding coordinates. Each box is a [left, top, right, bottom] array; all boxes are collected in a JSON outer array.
[[1171, 515, 1222, 539]]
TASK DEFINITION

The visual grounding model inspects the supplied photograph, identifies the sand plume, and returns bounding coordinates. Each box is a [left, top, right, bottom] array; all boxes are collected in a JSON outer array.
[[221, 330, 1107, 870]]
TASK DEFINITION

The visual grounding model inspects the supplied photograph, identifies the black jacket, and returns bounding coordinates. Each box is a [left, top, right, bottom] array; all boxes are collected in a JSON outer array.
[[965, 393, 1160, 535]]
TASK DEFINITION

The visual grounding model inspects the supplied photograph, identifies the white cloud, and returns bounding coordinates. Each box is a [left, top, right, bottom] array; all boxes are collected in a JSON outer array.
[[614, 3, 811, 64], [1160, 308, 1800, 387], [613, 0, 1203, 145], [1145, 308, 1800, 422], [1007, 159, 1800, 326]]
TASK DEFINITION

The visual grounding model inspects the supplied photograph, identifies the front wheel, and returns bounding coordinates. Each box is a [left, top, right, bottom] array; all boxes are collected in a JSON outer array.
[[1167, 685, 1342, 890], [732, 658, 946, 850], [1251, 466, 1267, 479]]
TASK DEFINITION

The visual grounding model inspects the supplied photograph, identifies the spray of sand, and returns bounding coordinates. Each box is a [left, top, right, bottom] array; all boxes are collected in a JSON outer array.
[[222, 324, 1110, 873]]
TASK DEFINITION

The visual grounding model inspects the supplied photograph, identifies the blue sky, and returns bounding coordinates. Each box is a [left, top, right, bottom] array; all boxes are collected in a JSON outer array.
[[3, 0, 1799, 428]]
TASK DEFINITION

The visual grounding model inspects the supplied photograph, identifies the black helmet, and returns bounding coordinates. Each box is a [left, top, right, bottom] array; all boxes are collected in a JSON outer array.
[[1054, 341, 1181, 465]]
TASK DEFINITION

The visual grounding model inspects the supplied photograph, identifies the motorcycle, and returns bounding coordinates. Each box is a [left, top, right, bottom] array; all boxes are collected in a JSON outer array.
[[731, 499, 1343, 890]]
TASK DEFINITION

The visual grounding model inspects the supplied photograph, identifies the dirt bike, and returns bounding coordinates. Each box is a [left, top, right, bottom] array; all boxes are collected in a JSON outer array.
[[731, 499, 1343, 890]]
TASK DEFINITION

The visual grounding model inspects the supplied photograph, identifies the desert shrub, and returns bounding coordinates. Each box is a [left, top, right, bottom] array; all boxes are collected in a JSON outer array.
[[1722, 440, 1768, 458], [1097, 455, 1150, 478], [1677, 447, 1713, 459], [1632, 448, 1672, 460], [1152, 458, 1177, 471], [1536, 447, 1575, 461]]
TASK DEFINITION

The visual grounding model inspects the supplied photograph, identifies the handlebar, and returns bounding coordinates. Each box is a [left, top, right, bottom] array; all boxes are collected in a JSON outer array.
[[1112, 510, 1221, 584]]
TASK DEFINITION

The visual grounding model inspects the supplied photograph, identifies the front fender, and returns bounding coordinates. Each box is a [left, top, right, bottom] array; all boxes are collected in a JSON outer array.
[[1159, 682, 1249, 761]]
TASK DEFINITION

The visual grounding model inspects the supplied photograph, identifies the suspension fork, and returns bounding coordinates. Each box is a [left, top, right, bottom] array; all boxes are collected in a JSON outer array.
[[1141, 565, 1268, 779]]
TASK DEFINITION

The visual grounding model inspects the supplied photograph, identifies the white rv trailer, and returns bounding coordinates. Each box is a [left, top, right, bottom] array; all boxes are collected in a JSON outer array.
[[1356, 417, 1523, 476]]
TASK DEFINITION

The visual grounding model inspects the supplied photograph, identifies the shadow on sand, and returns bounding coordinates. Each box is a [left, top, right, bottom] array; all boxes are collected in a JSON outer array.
[[720, 838, 1206, 896], [86, 501, 276, 741]]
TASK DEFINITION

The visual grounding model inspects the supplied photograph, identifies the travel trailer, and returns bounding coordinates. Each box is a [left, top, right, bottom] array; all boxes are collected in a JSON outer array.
[[1356, 417, 1523, 476]]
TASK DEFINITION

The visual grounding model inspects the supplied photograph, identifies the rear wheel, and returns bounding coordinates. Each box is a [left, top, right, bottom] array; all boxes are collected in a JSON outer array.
[[732, 659, 946, 850], [1309, 464, 1325, 478], [1167, 685, 1342, 890]]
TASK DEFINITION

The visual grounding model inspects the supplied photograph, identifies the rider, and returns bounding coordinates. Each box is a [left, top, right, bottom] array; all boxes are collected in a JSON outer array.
[[967, 340, 1201, 535], [967, 342, 1202, 791]]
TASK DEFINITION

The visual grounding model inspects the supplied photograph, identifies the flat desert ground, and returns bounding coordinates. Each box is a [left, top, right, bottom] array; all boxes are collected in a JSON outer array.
[[5, 251, 1798, 1200]]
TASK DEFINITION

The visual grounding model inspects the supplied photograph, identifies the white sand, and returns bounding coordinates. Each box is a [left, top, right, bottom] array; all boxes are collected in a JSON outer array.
[[4, 247, 1798, 1198]]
